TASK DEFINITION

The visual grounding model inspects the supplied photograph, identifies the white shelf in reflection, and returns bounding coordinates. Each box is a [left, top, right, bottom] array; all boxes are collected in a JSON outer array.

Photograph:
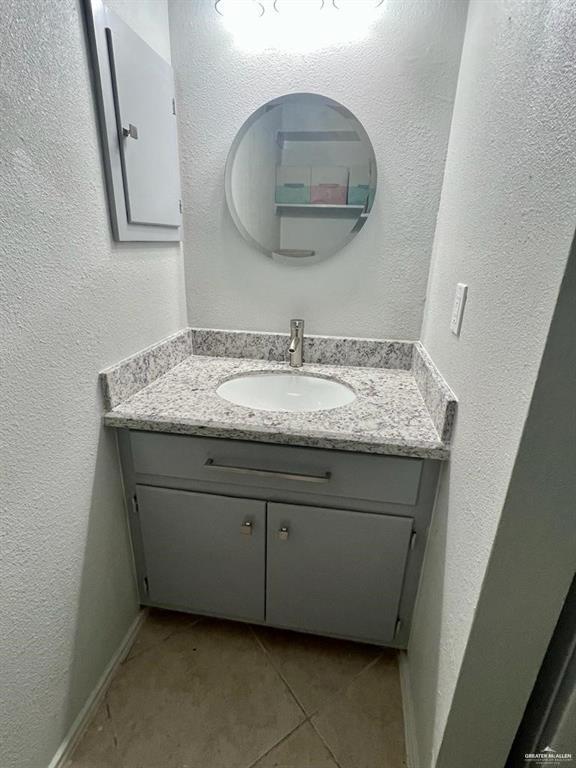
[[275, 203, 366, 218]]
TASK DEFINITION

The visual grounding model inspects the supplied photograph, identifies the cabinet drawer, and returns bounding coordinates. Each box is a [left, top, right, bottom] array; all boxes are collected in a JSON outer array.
[[130, 432, 423, 507], [267, 503, 413, 644]]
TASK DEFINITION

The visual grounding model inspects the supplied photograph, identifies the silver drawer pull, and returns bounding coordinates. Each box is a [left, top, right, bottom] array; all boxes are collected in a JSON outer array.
[[278, 526, 289, 541], [241, 520, 253, 536], [203, 459, 331, 484]]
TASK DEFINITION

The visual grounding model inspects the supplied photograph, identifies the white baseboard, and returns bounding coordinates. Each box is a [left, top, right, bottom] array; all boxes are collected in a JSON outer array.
[[48, 609, 146, 768], [399, 650, 420, 768]]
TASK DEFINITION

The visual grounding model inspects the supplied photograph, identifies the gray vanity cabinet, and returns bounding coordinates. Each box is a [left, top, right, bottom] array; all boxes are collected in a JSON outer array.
[[266, 503, 413, 644], [119, 431, 440, 647], [136, 486, 266, 622]]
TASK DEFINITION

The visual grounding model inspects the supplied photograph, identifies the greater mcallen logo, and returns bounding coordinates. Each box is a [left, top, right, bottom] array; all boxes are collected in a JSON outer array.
[[524, 746, 574, 763]]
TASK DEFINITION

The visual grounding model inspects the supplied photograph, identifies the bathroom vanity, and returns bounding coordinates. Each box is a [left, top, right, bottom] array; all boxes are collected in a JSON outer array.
[[101, 328, 456, 648], [92, 85, 457, 647]]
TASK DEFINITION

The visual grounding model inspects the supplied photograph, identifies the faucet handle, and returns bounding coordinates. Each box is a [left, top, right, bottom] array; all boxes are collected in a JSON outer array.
[[290, 318, 304, 330]]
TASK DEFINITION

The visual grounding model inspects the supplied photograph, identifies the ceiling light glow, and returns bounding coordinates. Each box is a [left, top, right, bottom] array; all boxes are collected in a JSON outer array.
[[214, 0, 386, 53], [333, 0, 383, 8], [273, 0, 325, 14], [215, 0, 264, 19]]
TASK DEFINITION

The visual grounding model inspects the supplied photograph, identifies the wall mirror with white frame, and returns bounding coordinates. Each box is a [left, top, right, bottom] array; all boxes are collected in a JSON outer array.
[[225, 93, 377, 264]]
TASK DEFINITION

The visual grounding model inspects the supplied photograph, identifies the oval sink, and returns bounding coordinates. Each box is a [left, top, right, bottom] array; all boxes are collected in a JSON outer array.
[[216, 372, 356, 413]]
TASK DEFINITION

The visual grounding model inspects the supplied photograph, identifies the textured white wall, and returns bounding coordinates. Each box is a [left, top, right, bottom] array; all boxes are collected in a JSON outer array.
[[435, 238, 576, 765], [0, 2, 185, 767], [169, 0, 468, 338], [406, 1, 576, 765]]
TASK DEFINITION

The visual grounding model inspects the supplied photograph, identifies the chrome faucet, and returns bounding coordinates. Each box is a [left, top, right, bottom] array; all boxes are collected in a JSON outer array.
[[288, 319, 304, 368]]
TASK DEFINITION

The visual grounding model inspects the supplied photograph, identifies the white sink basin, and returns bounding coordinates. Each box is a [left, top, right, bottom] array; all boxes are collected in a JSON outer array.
[[216, 372, 356, 413]]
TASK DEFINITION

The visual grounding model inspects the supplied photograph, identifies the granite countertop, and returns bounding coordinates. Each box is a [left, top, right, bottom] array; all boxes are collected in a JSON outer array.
[[102, 333, 455, 459]]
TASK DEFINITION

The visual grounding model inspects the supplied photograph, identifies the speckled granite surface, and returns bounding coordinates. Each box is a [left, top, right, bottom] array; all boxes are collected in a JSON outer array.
[[100, 329, 193, 409], [103, 356, 451, 459], [100, 328, 457, 459], [412, 342, 457, 443], [192, 329, 414, 370]]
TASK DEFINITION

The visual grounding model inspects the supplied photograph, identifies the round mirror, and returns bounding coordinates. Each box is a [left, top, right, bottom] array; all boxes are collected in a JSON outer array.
[[225, 93, 377, 264]]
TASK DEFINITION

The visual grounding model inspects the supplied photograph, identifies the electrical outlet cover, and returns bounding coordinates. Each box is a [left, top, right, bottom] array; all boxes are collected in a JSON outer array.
[[450, 283, 468, 336]]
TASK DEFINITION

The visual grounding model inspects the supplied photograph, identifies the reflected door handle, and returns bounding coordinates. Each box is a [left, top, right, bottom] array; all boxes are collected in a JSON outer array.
[[241, 520, 253, 536], [122, 123, 138, 139], [278, 526, 289, 541]]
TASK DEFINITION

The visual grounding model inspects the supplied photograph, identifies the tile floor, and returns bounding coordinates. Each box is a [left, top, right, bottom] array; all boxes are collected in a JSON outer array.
[[68, 609, 406, 768]]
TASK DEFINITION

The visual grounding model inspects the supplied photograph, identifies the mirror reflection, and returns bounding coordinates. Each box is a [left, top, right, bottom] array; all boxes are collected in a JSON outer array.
[[225, 93, 377, 263]]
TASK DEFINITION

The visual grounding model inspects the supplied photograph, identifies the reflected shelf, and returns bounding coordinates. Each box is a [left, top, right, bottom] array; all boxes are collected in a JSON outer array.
[[276, 130, 361, 147], [275, 203, 366, 218]]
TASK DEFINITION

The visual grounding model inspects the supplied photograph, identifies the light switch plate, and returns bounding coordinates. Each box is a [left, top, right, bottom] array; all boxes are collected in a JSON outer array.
[[450, 283, 468, 336]]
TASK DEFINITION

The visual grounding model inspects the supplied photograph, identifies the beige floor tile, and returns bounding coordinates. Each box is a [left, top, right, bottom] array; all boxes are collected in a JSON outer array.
[[252, 722, 339, 768], [312, 654, 406, 768], [254, 626, 381, 715], [105, 617, 305, 767], [125, 608, 200, 662], [67, 697, 120, 768]]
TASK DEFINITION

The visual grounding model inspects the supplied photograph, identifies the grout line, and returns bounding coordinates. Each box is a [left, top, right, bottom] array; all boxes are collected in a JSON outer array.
[[122, 615, 204, 665], [105, 690, 122, 756], [106, 692, 120, 754], [308, 652, 387, 768], [249, 626, 310, 718], [249, 627, 387, 768], [105, 616, 203, 750], [103, 615, 205, 761], [244, 720, 308, 768], [251, 625, 387, 721], [308, 719, 345, 768], [160, 616, 204, 644], [306, 649, 386, 719], [343, 650, 385, 689]]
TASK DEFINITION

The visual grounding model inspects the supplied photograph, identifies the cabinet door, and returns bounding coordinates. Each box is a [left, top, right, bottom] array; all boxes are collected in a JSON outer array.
[[267, 503, 413, 644], [136, 486, 265, 621]]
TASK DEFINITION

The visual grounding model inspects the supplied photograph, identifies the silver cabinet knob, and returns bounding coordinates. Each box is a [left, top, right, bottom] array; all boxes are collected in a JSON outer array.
[[241, 520, 253, 536], [278, 526, 289, 541]]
